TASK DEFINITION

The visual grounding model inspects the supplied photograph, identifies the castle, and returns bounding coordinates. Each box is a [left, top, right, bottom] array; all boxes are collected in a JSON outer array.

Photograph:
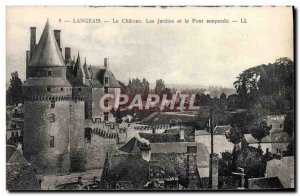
[[22, 19, 121, 174]]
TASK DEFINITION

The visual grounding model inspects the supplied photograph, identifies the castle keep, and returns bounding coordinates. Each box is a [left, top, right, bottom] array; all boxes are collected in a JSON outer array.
[[23, 20, 121, 174]]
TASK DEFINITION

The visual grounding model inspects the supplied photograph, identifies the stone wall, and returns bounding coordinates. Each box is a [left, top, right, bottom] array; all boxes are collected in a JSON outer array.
[[85, 134, 117, 170], [23, 100, 71, 174]]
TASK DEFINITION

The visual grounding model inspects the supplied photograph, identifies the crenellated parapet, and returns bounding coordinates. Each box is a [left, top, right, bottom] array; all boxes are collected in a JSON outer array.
[[23, 95, 71, 101]]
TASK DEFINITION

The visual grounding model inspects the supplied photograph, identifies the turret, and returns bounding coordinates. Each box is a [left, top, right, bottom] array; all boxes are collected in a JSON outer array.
[[23, 19, 72, 174], [74, 52, 86, 85]]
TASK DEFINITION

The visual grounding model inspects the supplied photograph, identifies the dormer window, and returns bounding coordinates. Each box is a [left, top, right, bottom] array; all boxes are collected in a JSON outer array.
[[104, 76, 109, 84]]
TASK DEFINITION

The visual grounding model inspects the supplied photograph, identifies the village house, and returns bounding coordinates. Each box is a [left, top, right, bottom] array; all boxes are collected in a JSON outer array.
[[266, 156, 294, 189], [242, 115, 292, 154], [195, 125, 233, 155]]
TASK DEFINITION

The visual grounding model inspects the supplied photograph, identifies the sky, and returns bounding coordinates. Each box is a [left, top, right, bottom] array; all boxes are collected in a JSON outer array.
[[6, 6, 293, 88]]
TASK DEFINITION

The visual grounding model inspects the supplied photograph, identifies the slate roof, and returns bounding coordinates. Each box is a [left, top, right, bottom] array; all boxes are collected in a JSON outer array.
[[248, 177, 284, 189], [24, 77, 71, 87], [118, 137, 151, 153], [86, 66, 120, 88], [29, 19, 65, 67], [6, 146, 40, 190]]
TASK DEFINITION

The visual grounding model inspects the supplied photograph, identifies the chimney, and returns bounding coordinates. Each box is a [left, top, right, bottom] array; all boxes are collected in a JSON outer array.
[[209, 154, 219, 190], [30, 27, 36, 59], [26, 51, 30, 79], [54, 30, 62, 52], [140, 143, 151, 162], [104, 58, 109, 69], [186, 146, 200, 189], [232, 167, 246, 189], [65, 47, 71, 61]]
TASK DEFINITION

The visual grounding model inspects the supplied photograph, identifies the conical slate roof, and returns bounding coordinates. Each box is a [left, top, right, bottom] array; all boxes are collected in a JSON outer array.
[[29, 19, 65, 67]]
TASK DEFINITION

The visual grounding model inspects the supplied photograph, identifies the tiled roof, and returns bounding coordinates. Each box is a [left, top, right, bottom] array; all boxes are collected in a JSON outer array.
[[266, 156, 294, 188], [213, 125, 231, 135], [195, 129, 210, 135], [195, 125, 231, 135], [29, 19, 65, 67], [244, 132, 292, 144], [101, 153, 150, 189], [139, 112, 197, 126], [139, 132, 180, 143], [248, 177, 284, 189], [150, 142, 210, 167], [151, 153, 202, 188], [101, 152, 201, 189]]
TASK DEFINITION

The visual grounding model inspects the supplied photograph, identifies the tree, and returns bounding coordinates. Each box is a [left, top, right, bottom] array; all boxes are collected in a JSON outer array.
[[6, 72, 23, 106], [218, 151, 235, 176], [118, 80, 127, 94], [284, 110, 294, 137], [283, 142, 294, 156], [220, 92, 227, 100], [250, 120, 272, 148], [199, 93, 212, 106], [154, 79, 165, 95], [141, 78, 150, 97], [225, 125, 244, 170], [233, 57, 294, 112]]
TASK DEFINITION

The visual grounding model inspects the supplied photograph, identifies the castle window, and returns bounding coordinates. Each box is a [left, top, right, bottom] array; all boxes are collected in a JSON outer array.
[[49, 113, 55, 123], [85, 128, 91, 143], [11, 132, 14, 138], [104, 100, 109, 107], [104, 87, 108, 93], [104, 76, 109, 84], [48, 71, 51, 77], [50, 136, 55, 147], [51, 101, 55, 108], [104, 112, 109, 121], [16, 132, 19, 137], [78, 88, 81, 92], [47, 87, 51, 92], [61, 88, 63, 91]]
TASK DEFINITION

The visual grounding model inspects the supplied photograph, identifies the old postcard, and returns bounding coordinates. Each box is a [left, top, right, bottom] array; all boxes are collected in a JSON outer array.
[[6, 6, 294, 191]]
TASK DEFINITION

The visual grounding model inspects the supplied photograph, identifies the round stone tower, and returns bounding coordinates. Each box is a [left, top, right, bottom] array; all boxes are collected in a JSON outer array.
[[23, 19, 72, 174]]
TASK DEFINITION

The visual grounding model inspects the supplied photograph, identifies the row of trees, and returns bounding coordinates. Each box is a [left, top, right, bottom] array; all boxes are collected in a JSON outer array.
[[218, 57, 295, 180]]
